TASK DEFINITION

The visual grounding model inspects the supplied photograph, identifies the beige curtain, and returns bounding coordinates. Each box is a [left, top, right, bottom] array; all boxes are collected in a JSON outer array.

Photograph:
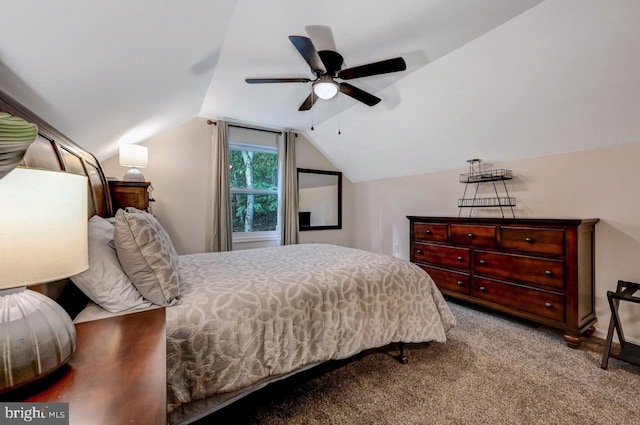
[[210, 120, 233, 252], [278, 130, 298, 245]]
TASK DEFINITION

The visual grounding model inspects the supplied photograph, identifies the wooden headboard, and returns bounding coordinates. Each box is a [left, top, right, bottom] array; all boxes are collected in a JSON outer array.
[[0, 90, 113, 317]]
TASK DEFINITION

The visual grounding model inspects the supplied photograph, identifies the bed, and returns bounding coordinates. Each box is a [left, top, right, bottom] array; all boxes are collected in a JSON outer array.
[[0, 90, 455, 424]]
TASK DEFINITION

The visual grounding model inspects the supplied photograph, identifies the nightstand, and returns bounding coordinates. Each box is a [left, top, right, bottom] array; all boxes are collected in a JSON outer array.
[[108, 181, 152, 212], [16, 308, 166, 425]]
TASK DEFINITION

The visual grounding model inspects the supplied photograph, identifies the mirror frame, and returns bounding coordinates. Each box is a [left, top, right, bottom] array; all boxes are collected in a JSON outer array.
[[297, 168, 342, 231]]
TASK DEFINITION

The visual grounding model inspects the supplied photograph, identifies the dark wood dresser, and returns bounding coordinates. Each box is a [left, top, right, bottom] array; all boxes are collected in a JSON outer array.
[[407, 216, 598, 347], [108, 180, 151, 212]]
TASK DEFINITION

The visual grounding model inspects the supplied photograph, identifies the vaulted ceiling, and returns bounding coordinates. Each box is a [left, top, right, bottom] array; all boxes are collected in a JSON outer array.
[[2, 1, 639, 182]]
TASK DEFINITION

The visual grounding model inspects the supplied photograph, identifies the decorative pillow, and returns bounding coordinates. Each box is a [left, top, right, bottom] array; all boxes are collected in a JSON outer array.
[[114, 209, 180, 306], [71, 215, 152, 313]]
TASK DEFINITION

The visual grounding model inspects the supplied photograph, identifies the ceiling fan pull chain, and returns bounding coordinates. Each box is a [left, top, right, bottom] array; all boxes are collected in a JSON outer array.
[[338, 93, 341, 135], [311, 91, 315, 131]]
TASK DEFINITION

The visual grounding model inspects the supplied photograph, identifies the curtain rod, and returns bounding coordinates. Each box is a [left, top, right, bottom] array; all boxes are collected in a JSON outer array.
[[206, 119, 282, 136]]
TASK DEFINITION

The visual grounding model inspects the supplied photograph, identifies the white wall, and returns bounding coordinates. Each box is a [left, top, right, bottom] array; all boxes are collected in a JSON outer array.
[[103, 117, 213, 255], [102, 120, 352, 253], [350, 141, 640, 341], [295, 135, 352, 247]]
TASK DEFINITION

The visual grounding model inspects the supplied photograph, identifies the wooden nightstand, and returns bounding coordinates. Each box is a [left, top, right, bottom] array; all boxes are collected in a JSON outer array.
[[108, 181, 152, 212], [14, 308, 166, 425]]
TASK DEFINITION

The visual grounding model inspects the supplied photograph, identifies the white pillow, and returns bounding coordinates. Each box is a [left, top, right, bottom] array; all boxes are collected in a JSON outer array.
[[71, 215, 152, 312], [114, 209, 180, 306]]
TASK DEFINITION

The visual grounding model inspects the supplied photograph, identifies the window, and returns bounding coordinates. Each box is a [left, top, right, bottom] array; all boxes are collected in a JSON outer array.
[[229, 142, 279, 235]]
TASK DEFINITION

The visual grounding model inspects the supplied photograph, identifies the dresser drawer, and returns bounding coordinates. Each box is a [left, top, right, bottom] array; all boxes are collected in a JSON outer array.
[[474, 250, 565, 290], [472, 278, 565, 322], [500, 227, 565, 256], [413, 223, 448, 242], [450, 224, 496, 248], [420, 265, 470, 295], [413, 243, 470, 269]]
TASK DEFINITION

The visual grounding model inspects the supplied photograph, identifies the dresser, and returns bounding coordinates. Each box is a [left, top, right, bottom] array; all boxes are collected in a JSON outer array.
[[407, 216, 598, 348], [108, 180, 151, 212]]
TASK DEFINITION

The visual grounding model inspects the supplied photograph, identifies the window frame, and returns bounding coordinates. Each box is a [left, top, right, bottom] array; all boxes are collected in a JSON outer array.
[[229, 141, 280, 242]]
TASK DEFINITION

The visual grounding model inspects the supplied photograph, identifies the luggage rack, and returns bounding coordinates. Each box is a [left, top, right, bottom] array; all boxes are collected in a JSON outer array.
[[601, 280, 640, 370], [458, 159, 515, 218]]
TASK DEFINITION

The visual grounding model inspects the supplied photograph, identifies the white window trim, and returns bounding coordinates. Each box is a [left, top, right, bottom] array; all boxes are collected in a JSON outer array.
[[230, 143, 277, 154], [233, 231, 281, 243], [230, 188, 278, 196]]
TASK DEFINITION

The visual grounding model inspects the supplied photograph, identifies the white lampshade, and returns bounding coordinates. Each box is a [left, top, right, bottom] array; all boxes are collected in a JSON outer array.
[[0, 167, 88, 392], [0, 168, 89, 288], [313, 79, 339, 100], [119, 144, 148, 168], [119, 144, 148, 182]]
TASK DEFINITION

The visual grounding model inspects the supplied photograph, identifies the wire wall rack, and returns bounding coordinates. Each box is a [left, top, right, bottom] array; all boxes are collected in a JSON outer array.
[[458, 197, 516, 208], [458, 159, 515, 218], [459, 168, 513, 183]]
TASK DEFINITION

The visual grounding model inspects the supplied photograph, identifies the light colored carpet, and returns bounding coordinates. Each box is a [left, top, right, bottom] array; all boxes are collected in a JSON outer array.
[[198, 302, 640, 424]]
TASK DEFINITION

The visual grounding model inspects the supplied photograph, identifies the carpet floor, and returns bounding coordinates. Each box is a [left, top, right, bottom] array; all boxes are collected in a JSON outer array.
[[196, 301, 640, 425]]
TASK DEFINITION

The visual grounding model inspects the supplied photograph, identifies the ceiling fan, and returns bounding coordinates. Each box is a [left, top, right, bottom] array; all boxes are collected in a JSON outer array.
[[245, 35, 407, 111]]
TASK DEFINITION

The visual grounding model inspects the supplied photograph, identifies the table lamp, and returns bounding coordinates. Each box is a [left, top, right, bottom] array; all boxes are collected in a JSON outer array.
[[119, 144, 148, 182], [0, 167, 88, 393]]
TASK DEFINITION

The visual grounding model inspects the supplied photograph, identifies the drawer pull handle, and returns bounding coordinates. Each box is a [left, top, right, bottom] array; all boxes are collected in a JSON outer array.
[[544, 270, 553, 276], [479, 259, 486, 265], [467, 233, 474, 238], [544, 303, 553, 309], [525, 237, 533, 243], [479, 286, 486, 292], [416, 249, 423, 255], [457, 281, 464, 286], [426, 229, 432, 234], [457, 256, 464, 262]]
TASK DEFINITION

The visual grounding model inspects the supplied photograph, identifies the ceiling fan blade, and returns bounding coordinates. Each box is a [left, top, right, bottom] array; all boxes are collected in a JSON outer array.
[[298, 92, 318, 111], [305, 25, 337, 52], [246, 78, 312, 84], [339, 83, 381, 106], [289, 36, 327, 75], [338, 57, 407, 80]]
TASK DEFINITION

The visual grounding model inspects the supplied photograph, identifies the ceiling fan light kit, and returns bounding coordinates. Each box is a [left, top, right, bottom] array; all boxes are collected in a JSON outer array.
[[313, 76, 339, 100], [245, 31, 407, 111]]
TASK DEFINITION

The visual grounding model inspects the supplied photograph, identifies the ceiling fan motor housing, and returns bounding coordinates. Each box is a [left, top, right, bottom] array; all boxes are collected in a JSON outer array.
[[317, 50, 344, 76]]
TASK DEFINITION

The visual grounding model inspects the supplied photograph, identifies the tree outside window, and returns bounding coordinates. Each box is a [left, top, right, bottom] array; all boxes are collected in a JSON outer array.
[[229, 144, 278, 233]]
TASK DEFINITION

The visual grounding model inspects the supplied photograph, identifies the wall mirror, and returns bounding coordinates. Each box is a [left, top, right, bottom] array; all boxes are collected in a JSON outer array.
[[297, 168, 342, 231]]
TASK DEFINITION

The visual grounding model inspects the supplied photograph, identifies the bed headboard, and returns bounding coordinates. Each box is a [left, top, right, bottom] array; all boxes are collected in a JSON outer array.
[[0, 89, 113, 317]]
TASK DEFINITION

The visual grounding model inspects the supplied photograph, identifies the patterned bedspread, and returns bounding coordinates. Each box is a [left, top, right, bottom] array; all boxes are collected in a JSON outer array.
[[166, 244, 455, 422]]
